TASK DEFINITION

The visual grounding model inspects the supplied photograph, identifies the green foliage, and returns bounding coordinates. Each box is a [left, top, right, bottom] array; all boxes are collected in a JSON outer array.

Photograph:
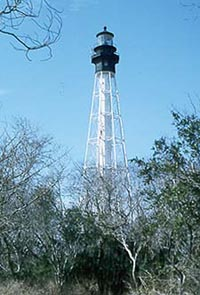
[[62, 208, 130, 294], [131, 110, 200, 294]]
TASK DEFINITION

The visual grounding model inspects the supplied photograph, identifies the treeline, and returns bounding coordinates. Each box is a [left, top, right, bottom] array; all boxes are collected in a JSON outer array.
[[0, 112, 199, 295]]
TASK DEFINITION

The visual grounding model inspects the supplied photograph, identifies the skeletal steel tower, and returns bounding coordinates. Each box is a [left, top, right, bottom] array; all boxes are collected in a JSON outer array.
[[84, 27, 129, 176]]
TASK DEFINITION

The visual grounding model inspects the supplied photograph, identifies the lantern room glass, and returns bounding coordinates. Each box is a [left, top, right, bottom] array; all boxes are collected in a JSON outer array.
[[97, 33, 113, 46]]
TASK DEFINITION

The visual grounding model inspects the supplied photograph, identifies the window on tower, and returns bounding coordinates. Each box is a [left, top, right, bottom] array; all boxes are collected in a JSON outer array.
[[97, 34, 113, 46]]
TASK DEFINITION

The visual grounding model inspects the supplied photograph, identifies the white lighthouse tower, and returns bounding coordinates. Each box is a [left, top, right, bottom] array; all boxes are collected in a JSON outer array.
[[84, 27, 129, 176], [82, 27, 131, 214]]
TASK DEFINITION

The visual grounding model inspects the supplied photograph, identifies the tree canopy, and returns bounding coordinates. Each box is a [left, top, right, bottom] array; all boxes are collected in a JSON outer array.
[[0, 110, 199, 294]]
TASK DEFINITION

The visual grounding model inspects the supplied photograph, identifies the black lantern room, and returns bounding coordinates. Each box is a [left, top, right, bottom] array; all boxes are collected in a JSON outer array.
[[91, 27, 119, 73]]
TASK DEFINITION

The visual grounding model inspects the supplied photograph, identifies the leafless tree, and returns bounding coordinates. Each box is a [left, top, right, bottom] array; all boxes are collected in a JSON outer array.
[[77, 168, 144, 292], [0, 0, 62, 59], [0, 118, 67, 231], [0, 118, 69, 280]]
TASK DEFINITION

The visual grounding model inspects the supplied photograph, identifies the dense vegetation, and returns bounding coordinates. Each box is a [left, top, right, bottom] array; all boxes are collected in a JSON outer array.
[[0, 111, 199, 295]]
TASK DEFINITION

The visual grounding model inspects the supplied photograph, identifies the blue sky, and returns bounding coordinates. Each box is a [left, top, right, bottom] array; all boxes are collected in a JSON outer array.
[[0, 0, 200, 163]]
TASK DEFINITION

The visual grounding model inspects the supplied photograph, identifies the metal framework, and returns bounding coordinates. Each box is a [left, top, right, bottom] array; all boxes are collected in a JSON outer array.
[[84, 70, 128, 175]]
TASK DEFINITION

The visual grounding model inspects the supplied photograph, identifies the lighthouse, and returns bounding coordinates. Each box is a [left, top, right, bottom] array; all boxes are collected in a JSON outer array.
[[84, 27, 129, 176], [82, 27, 132, 215]]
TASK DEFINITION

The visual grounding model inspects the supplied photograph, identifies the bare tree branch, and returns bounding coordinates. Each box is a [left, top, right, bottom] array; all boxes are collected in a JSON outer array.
[[0, 0, 62, 59]]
